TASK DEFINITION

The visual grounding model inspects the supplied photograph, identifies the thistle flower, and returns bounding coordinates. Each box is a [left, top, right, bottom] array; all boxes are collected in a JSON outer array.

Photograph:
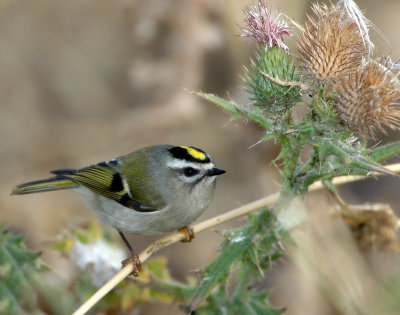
[[298, 4, 368, 83], [241, 1, 291, 52], [336, 61, 400, 136]]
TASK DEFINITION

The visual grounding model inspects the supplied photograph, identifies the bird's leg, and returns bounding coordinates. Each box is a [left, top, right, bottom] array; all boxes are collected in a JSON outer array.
[[118, 231, 142, 276], [178, 226, 195, 243]]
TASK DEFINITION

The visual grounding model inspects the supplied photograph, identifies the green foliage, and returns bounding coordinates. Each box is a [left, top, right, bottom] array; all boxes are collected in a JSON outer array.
[[196, 285, 283, 315], [0, 227, 44, 314], [189, 209, 284, 314], [0, 227, 80, 314], [196, 35, 400, 312], [0, 222, 200, 314], [195, 92, 274, 134], [368, 142, 400, 163], [190, 233, 253, 309], [52, 223, 198, 313]]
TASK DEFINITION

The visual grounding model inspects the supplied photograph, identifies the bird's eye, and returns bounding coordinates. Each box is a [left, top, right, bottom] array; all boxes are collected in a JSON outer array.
[[183, 167, 200, 177]]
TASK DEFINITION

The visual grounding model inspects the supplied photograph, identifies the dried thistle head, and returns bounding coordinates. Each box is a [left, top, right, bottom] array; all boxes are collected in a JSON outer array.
[[298, 4, 368, 83], [378, 55, 400, 75], [336, 61, 400, 136], [339, 203, 400, 253], [241, 1, 291, 52]]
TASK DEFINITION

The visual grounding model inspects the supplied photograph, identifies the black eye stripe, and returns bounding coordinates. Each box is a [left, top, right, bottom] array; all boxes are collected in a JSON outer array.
[[183, 167, 200, 177]]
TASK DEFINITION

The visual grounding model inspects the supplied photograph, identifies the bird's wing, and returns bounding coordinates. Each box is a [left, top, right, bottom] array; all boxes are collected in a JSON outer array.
[[52, 161, 159, 212]]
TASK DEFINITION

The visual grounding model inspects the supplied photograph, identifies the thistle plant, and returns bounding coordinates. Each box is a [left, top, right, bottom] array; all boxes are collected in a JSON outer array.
[[5, 1, 400, 314], [191, 0, 400, 313], [73, 1, 400, 313]]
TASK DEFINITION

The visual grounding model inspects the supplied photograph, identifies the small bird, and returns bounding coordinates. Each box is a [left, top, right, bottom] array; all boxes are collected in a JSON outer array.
[[12, 145, 225, 275]]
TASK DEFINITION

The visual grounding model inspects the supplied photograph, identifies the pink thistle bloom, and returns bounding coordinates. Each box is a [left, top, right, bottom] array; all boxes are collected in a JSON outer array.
[[241, 1, 292, 51]]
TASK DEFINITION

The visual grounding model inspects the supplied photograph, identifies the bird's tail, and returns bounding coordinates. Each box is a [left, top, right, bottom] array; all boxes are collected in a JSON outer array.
[[11, 177, 79, 195]]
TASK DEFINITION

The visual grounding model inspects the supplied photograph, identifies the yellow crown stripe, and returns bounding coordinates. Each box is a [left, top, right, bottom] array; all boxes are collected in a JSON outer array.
[[180, 146, 207, 160]]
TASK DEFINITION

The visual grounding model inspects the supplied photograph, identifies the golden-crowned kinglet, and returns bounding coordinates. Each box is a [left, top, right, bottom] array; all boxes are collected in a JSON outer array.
[[12, 145, 225, 275]]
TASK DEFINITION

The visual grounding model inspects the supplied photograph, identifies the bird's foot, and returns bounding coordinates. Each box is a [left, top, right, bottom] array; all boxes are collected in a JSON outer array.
[[121, 251, 142, 277], [178, 226, 195, 243]]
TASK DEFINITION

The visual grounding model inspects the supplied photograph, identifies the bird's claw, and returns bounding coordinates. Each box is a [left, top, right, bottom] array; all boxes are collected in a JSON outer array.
[[178, 226, 195, 243], [121, 252, 142, 277]]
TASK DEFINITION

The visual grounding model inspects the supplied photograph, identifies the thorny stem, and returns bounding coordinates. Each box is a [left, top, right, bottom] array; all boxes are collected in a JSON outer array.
[[277, 129, 309, 198], [72, 162, 400, 315]]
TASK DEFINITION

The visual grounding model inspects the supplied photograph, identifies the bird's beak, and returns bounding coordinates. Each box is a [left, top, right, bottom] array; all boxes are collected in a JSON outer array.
[[207, 168, 226, 176]]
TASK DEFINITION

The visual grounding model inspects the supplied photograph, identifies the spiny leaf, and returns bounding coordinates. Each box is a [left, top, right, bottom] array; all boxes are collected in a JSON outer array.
[[369, 141, 400, 163], [196, 286, 283, 315], [194, 91, 241, 118], [233, 290, 284, 315], [314, 139, 398, 177], [192, 286, 227, 314], [0, 227, 45, 314], [322, 179, 338, 194], [195, 91, 274, 131], [190, 236, 253, 311]]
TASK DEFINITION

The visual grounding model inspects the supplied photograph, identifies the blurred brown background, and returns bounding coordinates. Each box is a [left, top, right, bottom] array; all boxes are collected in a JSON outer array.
[[1, 0, 400, 314]]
